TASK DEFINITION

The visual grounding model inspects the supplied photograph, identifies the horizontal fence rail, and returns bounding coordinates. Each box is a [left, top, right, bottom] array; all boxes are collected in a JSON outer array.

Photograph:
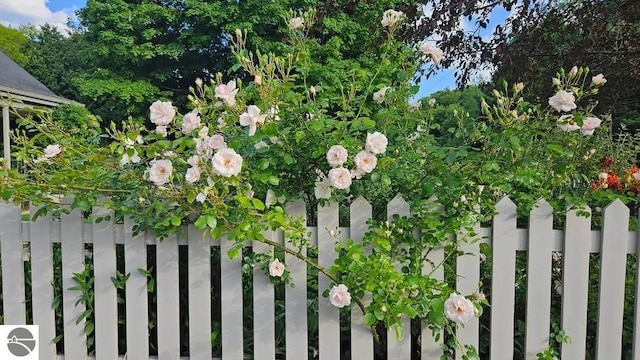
[[0, 196, 639, 359]]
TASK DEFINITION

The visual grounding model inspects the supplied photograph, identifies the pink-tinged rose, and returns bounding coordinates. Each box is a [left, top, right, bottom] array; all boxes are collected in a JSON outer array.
[[592, 73, 607, 86], [239, 105, 267, 136], [328, 167, 352, 190], [211, 148, 243, 177], [354, 151, 377, 173], [569, 66, 578, 76], [147, 159, 173, 186], [268, 259, 285, 277], [548, 91, 577, 112], [205, 134, 227, 150], [557, 115, 580, 132], [314, 177, 332, 199], [215, 80, 239, 107], [185, 167, 201, 184], [381, 9, 403, 28], [373, 87, 390, 104], [288, 17, 304, 30], [419, 43, 443, 64], [44, 144, 62, 158], [580, 117, 601, 136], [365, 132, 388, 154], [326, 145, 348, 167], [329, 284, 352, 308], [149, 100, 175, 126], [155, 125, 168, 137], [444, 293, 475, 324], [182, 109, 201, 134]]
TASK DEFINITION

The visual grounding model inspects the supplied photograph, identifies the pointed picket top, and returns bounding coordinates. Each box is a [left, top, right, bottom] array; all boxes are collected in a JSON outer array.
[[285, 199, 307, 219], [602, 198, 629, 215], [495, 196, 517, 213], [531, 198, 553, 216], [350, 196, 371, 212], [387, 194, 409, 220]]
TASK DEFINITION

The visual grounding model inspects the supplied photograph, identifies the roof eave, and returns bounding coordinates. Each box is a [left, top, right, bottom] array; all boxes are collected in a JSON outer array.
[[0, 85, 77, 108]]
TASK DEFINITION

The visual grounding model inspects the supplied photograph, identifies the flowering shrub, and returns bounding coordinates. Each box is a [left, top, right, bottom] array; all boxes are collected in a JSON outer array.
[[1, 8, 638, 358]]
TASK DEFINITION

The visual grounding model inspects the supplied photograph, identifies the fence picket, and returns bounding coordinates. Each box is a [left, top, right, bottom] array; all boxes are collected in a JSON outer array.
[[156, 235, 180, 359], [525, 199, 554, 358], [455, 205, 481, 360], [490, 197, 517, 360], [60, 205, 88, 359], [29, 205, 56, 358], [188, 225, 212, 359], [596, 199, 629, 358], [124, 218, 149, 359], [253, 230, 276, 359], [318, 202, 340, 360], [422, 197, 444, 359], [221, 236, 243, 360], [92, 206, 119, 359], [0, 202, 25, 325], [350, 196, 374, 360], [285, 199, 308, 359], [560, 206, 591, 359], [387, 195, 411, 359]]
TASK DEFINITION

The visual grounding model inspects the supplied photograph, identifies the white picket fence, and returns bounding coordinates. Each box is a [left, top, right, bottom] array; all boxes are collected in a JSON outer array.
[[0, 195, 639, 359]]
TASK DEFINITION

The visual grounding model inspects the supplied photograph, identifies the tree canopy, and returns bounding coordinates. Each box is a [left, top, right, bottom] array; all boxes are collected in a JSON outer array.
[[0, 24, 31, 67]]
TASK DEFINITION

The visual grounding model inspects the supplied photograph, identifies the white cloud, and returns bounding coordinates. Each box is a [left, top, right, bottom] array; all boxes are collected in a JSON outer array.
[[0, 0, 76, 32]]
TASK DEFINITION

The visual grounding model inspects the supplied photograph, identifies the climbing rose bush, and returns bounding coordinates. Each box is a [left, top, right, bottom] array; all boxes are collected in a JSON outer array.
[[2, 8, 638, 358]]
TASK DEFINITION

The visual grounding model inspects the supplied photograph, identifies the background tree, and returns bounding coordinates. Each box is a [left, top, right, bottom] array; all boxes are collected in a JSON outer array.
[[491, 0, 640, 131], [0, 24, 31, 66]]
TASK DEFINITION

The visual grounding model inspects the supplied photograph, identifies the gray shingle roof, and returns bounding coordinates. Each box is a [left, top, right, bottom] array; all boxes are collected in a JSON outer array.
[[0, 49, 58, 98]]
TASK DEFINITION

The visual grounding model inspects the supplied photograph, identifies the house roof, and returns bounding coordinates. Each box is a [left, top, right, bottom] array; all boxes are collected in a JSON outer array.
[[0, 50, 71, 106]]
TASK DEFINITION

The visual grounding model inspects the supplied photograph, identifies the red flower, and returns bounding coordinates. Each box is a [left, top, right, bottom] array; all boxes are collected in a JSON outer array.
[[600, 156, 613, 167]]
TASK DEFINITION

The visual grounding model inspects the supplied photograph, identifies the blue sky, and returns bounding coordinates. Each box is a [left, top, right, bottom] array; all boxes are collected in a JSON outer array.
[[2, 0, 509, 98]]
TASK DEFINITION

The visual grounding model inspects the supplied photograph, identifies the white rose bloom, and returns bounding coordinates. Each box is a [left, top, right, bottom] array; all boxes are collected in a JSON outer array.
[[314, 176, 333, 199], [288, 17, 305, 30], [373, 86, 391, 104], [205, 134, 227, 150], [326, 145, 348, 167], [215, 80, 239, 107], [185, 167, 201, 184], [187, 155, 200, 167], [182, 109, 201, 134], [591, 73, 607, 86], [196, 193, 207, 203], [44, 144, 62, 158], [147, 159, 173, 186], [419, 43, 443, 64], [548, 90, 577, 112], [365, 132, 388, 154], [580, 117, 602, 136], [211, 148, 243, 177], [381, 9, 403, 28], [268, 258, 285, 277], [354, 151, 377, 173], [329, 284, 352, 308], [444, 293, 475, 324], [239, 105, 267, 136], [328, 167, 352, 190], [149, 100, 175, 126]]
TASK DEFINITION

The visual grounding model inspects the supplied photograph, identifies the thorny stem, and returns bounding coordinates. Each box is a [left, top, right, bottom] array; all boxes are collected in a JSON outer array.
[[258, 236, 381, 343]]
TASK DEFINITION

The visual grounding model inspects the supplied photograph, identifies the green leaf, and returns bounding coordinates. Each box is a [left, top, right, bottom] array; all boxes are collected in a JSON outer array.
[[252, 198, 265, 210], [170, 216, 182, 226], [268, 176, 279, 185], [207, 216, 217, 229], [228, 246, 239, 259], [363, 312, 377, 326], [194, 215, 208, 230]]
